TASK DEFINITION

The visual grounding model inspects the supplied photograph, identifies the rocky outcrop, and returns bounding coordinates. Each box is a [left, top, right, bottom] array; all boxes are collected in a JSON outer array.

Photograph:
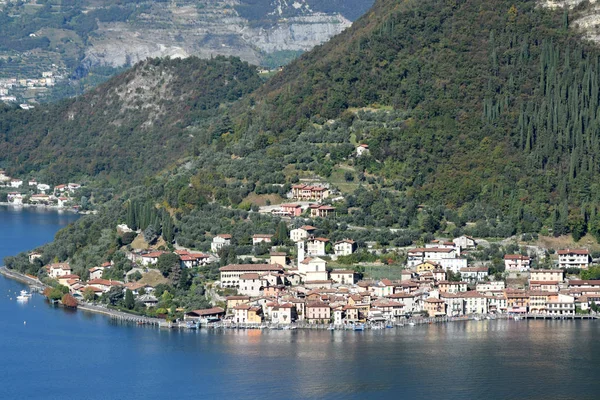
[[82, 1, 352, 69]]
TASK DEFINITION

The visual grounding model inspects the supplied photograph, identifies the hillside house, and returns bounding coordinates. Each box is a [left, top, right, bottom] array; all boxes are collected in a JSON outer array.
[[309, 205, 335, 218], [330, 269, 356, 285], [438, 281, 468, 293], [356, 144, 370, 157], [306, 237, 329, 256], [252, 234, 273, 245], [279, 203, 303, 217], [48, 263, 72, 278], [232, 305, 262, 324], [299, 257, 328, 281], [290, 225, 317, 242], [530, 269, 564, 282], [453, 235, 477, 250], [558, 249, 591, 269], [334, 239, 356, 256], [504, 254, 531, 272], [291, 184, 329, 201], [10, 179, 22, 188], [459, 267, 489, 283], [211, 234, 232, 253]]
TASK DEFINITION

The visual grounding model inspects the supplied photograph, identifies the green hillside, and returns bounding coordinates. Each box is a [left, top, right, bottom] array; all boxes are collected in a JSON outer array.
[[6, 0, 600, 277], [0, 56, 262, 184]]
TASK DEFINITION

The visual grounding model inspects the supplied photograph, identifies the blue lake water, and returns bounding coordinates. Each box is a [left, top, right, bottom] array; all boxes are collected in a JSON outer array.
[[2, 207, 600, 399]]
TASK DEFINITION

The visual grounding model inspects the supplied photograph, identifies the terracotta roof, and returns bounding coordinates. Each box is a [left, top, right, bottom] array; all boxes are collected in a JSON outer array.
[[189, 307, 225, 316], [252, 234, 273, 239], [425, 298, 445, 303], [409, 247, 454, 253], [529, 280, 559, 285], [87, 279, 123, 286], [219, 264, 284, 272], [557, 249, 590, 255], [226, 296, 250, 301], [306, 302, 330, 308], [217, 234, 232, 239], [530, 269, 564, 274], [300, 225, 317, 231], [239, 273, 261, 280], [504, 254, 530, 260], [569, 280, 600, 286]]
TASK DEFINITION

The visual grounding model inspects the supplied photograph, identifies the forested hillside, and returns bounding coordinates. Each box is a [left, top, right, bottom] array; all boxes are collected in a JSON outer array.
[[6, 0, 600, 276], [0, 56, 261, 184]]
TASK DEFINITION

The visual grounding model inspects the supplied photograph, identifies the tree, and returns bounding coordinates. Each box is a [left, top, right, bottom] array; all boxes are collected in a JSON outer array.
[[83, 287, 97, 302], [105, 286, 124, 305], [124, 289, 135, 309], [274, 221, 289, 245], [61, 294, 78, 308], [144, 225, 158, 244], [48, 288, 64, 301], [570, 217, 587, 242], [129, 271, 143, 281], [157, 253, 180, 277]]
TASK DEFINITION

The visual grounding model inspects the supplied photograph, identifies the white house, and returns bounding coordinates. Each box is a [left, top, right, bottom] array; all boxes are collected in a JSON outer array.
[[28, 179, 38, 187], [330, 269, 356, 285], [306, 237, 329, 256], [334, 239, 357, 256], [453, 235, 477, 250], [10, 179, 22, 188], [356, 144, 370, 157], [299, 257, 328, 281], [48, 263, 72, 278], [504, 254, 531, 272], [459, 267, 489, 283], [290, 225, 317, 242], [7, 192, 23, 205], [238, 273, 268, 296], [211, 234, 232, 253], [407, 247, 466, 272], [558, 249, 591, 269], [37, 183, 50, 193], [140, 251, 166, 266], [252, 234, 273, 245]]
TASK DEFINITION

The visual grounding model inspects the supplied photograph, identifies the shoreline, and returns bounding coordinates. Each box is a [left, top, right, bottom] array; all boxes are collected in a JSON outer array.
[[0, 267, 159, 325], [2, 267, 598, 331], [0, 202, 79, 213]]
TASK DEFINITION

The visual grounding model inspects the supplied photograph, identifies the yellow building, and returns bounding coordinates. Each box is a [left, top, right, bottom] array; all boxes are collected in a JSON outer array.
[[416, 261, 441, 273]]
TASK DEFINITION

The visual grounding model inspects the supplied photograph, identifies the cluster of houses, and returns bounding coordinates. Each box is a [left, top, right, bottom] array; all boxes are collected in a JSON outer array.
[[504, 249, 591, 271], [0, 71, 57, 104], [0, 171, 81, 207], [212, 259, 600, 325]]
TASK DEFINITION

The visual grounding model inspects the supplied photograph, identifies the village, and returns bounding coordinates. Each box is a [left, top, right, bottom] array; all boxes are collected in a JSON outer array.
[[0, 170, 81, 209], [34, 212, 600, 330], [0, 70, 59, 107]]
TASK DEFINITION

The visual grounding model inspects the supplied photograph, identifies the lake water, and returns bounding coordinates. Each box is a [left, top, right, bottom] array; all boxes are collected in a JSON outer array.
[[2, 207, 600, 399]]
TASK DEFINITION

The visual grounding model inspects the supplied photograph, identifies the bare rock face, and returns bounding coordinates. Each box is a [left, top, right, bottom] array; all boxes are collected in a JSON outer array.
[[540, 0, 600, 43], [82, 1, 353, 69]]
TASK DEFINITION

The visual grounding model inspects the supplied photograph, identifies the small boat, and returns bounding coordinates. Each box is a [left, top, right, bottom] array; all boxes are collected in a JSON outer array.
[[473, 317, 480, 321], [408, 322, 415, 326], [327, 324, 335, 331], [353, 323, 365, 331], [396, 323, 405, 327]]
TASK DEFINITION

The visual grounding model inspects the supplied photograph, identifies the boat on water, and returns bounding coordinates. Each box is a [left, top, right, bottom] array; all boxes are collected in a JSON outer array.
[[353, 323, 365, 331], [16, 290, 31, 301], [408, 322, 415, 326], [473, 317, 480, 321], [327, 324, 335, 331]]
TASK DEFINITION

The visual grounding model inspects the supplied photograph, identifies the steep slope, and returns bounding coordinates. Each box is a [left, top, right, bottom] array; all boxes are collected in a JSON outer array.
[[0, 56, 261, 184], [0, 0, 374, 103], [236, 0, 600, 222]]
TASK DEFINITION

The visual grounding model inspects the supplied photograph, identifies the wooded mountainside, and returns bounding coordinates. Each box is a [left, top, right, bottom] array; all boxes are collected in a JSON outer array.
[[5, 0, 600, 274]]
